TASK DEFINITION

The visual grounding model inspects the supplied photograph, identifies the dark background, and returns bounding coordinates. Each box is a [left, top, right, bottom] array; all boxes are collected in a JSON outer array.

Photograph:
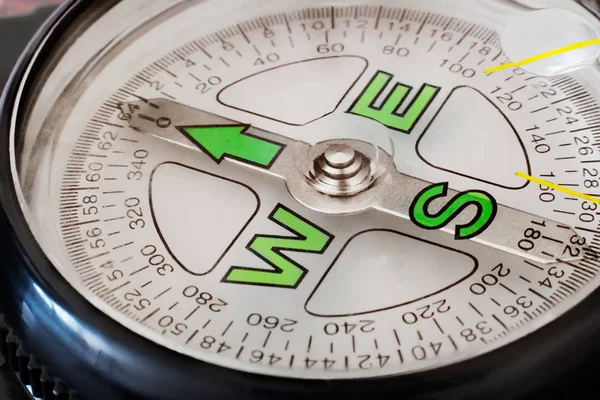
[[0, 4, 58, 399], [0, 4, 58, 90]]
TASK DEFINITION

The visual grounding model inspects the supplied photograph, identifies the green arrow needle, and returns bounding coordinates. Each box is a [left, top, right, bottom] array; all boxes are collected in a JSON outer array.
[[178, 124, 285, 168]]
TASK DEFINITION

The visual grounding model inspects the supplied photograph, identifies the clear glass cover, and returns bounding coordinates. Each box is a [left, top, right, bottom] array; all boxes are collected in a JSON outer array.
[[10, 0, 600, 379]]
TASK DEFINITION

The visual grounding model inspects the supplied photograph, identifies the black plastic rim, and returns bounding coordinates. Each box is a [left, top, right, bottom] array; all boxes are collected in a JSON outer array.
[[2, 1, 600, 399]]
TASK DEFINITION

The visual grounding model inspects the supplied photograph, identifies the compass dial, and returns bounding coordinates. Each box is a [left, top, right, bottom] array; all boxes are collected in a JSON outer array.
[[7, 0, 600, 383]]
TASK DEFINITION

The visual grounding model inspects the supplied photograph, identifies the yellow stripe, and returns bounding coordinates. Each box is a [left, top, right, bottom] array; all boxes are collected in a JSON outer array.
[[516, 172, 600, 204], [485, 38, 600, 74]]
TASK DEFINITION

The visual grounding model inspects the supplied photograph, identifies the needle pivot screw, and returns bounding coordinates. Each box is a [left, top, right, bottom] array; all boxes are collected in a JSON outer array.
[[309, 143, 373, 196]]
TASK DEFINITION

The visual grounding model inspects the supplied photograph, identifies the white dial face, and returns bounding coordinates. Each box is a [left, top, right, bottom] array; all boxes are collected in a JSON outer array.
[[12, 0, 600, 380]]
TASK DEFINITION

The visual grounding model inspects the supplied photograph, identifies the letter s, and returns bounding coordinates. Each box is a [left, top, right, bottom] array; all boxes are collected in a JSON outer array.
[[409, 183, 497, 240]]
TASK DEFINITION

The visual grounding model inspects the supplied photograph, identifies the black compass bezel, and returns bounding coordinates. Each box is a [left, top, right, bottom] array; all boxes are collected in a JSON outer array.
[[2, 1, 600, 399]]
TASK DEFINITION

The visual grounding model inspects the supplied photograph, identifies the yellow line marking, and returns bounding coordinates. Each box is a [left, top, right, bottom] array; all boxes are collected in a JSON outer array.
[[485, 38, 600, 74], [516, 172, 600, 204]]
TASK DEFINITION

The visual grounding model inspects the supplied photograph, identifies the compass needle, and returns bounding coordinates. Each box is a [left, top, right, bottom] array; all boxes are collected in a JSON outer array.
[[2, 1, 600, 399], [516, 171, 600, 204], [485, 38, 600, 74]]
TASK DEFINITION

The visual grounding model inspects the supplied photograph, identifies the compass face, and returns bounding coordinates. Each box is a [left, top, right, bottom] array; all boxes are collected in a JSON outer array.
[[7, 0, 600, 381]]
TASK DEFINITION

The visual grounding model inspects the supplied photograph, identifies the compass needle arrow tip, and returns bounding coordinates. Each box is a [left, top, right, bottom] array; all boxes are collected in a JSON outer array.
[[181, 124, 284, 167]]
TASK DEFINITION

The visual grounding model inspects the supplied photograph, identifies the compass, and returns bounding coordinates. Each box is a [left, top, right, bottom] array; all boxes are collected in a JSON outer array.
[[2, 0, 600, 399]]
